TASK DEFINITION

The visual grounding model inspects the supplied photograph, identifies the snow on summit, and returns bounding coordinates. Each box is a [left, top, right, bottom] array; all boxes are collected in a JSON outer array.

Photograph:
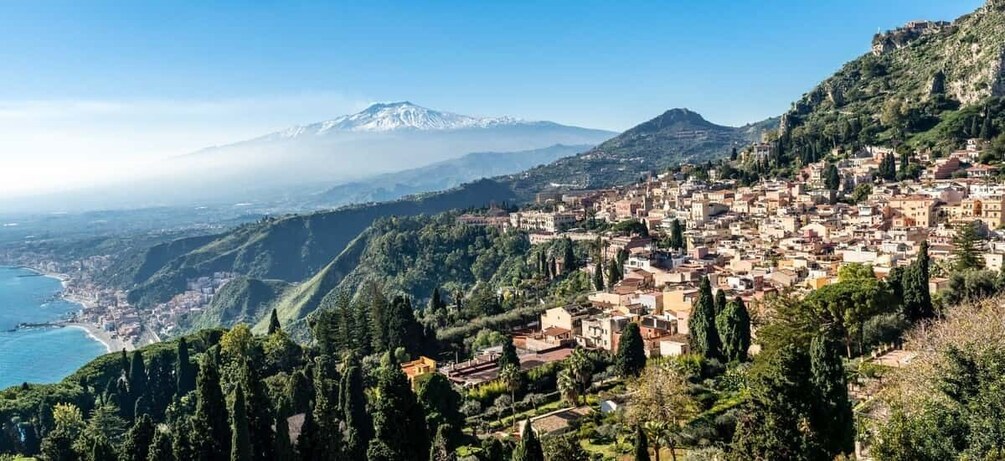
[[277, 101, 527, 137]]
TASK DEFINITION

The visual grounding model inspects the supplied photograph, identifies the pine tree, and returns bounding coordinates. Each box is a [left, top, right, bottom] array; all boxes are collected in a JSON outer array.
[[952, 222, 984, 271], [616, 323, 646, 378], [593, 261, 604, 291], [717, 297, 751, 363], [193, 354, 230, 459], [367, 362, 429, 460], [175, 338, 196, 399], [267, 309, 282, 335], [689, 276, 722, 360], [633, 425, 650, 461], [146, 429, 173, 461], [512, 419, 544, 461], [120, 415, 155, 461], [230, 386, 253, 461], [809, 329, 855, 458]]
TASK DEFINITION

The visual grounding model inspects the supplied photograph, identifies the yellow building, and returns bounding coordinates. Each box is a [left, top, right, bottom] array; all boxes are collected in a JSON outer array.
[[401, 356, 437, 389]]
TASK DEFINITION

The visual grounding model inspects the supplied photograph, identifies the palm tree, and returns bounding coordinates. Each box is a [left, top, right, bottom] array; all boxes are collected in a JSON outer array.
[[499, 364, 523, 427], [557, 369, 579, 406]]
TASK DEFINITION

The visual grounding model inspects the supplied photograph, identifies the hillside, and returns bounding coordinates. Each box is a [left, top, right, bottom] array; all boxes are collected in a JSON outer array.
[[315, 144, 591, 207], [505, 109, 773, 195], [779, 1, 1005, 157], [126, 179, 519, 307], [180, 277, 292, 332]]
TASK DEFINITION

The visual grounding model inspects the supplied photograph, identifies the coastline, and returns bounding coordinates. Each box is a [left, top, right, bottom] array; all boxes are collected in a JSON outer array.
[[3, 265, 133, 353], [64, 322, 133, 353]]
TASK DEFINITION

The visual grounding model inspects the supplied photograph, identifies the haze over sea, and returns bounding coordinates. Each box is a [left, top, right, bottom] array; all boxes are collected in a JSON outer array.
[[0, 266, 106, 389]]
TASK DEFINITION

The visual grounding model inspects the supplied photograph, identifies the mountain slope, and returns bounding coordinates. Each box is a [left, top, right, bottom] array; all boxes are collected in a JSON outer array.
[[505, 109, 774, 195], [315, 144, 590, 206], [779, 2, 1005, 156]]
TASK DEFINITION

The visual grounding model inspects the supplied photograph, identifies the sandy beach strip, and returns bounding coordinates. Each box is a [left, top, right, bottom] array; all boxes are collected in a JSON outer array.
[[64, 322, 134, 353]]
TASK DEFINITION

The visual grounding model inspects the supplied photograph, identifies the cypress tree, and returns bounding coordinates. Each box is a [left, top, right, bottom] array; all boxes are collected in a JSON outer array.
[[175, 338, 196, 399], [341, 360, 372, 455], [809, 329, 855, 458], [120, 415, 155, 461], [714, 289, 727, 316], [717, 297, 751, 363], [606, 259, 621, 289], [193, 354, 230, 459], [731, 345, 821, 459], [593, 261, 604, 291], [230, 386, 253, 461], [129, 351, 147, 405], [904, 242, 934, 321], [898, 150, 910, 180], [147, 429, 173, 461], [633, 425, 650, 461], [267, 309, 282, 335], [615, 323, 646, 378], [499, 337, 520, 370], [825, 164, 841, 191], [273, 408, 295, 461], [562, 238, 577, 274], [239, 360, 275, 461], [367, 362, 429, 460], [670, 219, 685, 251], [429, 424, 456, 461], [512, 419, 544, 461], [982, 110, 994, 140], [689, 276, 722, 360]]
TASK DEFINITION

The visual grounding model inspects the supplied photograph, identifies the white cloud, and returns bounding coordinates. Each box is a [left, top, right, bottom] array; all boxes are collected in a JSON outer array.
[[0, 92, 368, 197]]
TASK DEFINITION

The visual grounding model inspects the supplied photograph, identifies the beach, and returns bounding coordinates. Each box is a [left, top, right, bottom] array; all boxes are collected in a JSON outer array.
[[64, 322, 133, 352]]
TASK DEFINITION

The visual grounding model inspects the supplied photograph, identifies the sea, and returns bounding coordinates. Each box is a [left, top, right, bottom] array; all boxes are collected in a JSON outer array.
[[0, 266, 107, 389]]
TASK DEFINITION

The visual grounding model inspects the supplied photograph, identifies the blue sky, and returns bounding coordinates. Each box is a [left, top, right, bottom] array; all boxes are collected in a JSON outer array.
[[0, 0, 984, 195]]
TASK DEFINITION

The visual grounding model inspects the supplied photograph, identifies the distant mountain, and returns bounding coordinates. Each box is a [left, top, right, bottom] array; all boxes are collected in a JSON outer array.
[[778, 1, 1005, 157], [265, 101, 527, 135], [504, 108, 775, 196], [315, 144, 590, 207], [170, 102, 615, 199]]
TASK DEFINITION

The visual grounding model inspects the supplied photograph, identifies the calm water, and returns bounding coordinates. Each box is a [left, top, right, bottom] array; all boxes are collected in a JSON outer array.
[[0, 266, 106, 389]]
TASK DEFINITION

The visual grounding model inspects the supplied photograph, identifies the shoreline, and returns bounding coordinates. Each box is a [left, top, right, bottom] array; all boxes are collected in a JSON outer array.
[[3, 265, 134, 353]]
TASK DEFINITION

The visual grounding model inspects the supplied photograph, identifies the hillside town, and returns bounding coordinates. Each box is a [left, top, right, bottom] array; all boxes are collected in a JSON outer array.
[[444, 138, 1004, 401]]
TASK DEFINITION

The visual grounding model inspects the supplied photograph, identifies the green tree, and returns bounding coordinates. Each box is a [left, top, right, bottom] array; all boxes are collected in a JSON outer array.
[[367, 361, 429, 461], [562, 238, 577, 274], [824, 164, 841, 191], [512, 420, 544, 461], [89, 436, 117, 461], [429, 424, 457, 461], [606, 260, 622, 289], [717, 297, 751, 363], [499, 364, 523, 425], [809, 329, 855, 458], [499, 337, 520, 370], [146, 429, 173, 461], [230, 386, 253, 461], [175, 338, 196, 399], [193, 354, 230, 460], [267, 309, 282, 335], [689, 276, 722, 360], [714, 289, 727, 315], [340, 360, 372, 460], [952, 222, 984, 272], [904, 242, 934, 321], [416, 373, 464, 448], [730, 345, 821, 461], [120, 415, 155, 461], [616, 323, 646, 378], [273, 410, 295, 461], [541, 434, 588, 461], [669, 219, 685, 252]]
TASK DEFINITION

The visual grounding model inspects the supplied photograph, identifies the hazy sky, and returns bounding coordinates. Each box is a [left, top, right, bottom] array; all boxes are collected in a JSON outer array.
[[0, 0, 984, 197]]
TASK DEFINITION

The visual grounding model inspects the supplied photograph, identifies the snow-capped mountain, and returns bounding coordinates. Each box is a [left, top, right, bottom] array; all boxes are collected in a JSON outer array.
[[277, 101, 527, 136]]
